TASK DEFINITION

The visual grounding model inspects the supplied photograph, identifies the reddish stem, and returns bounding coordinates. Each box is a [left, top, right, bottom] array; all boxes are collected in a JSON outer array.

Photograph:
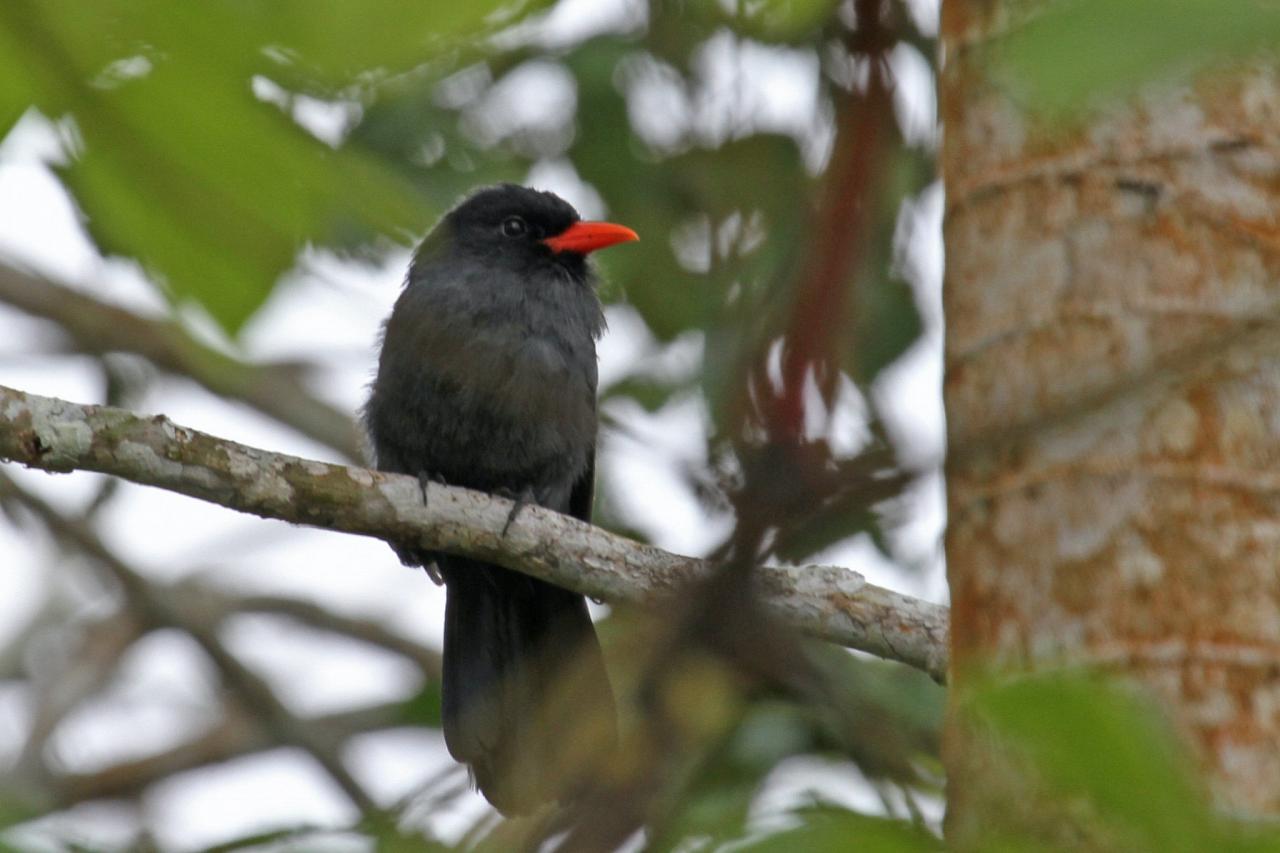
[[768, 0, 896, 443]]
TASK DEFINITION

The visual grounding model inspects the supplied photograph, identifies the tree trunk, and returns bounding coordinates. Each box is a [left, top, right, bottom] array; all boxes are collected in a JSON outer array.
[[940, 1, 1280, 843]]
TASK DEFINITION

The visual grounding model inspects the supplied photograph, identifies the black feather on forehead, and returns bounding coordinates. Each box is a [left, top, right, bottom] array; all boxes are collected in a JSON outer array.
[[410, 183, 592, 281], [447, 183, 580, 233]]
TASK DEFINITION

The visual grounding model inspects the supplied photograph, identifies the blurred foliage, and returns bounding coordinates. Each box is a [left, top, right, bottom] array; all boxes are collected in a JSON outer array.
[[968, 673, 1280, 853], [0, 0, 932, 555], [7, 0, 1269, 851], [995, 0, 1280, 118], [400, 680, 446, 729], [669, 0, 845, 43], [737, 808, 942, 852], [0, 0, 938, 847], [632, 647, 946, 852], [0, 1, 559, 331]]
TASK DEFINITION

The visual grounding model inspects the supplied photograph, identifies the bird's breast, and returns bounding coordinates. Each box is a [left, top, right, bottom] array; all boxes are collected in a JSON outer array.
[[368, 318, 595, 498], [366, 272, 603, 505], [444, 323, 593, 415]]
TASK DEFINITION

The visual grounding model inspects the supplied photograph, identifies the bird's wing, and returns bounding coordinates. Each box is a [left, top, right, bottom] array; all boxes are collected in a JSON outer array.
[[568, 449, 595, 523]]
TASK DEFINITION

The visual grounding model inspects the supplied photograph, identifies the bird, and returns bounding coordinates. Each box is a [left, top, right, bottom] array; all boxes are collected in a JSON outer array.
[[364, 184, 637, 813]]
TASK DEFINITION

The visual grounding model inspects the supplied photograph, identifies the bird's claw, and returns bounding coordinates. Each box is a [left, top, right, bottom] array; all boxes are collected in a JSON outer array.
[[501, 486, 536, 538], [410, 473, 447, 585], [417, 471, 445, 506]]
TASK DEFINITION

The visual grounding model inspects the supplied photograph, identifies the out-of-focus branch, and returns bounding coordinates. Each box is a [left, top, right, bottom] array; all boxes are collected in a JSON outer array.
[[0, 508, 441, 816], [194, 586, 441, 678], [0, 385, 951, 682], [0, 592, 79, 680], [0, 471, 383, 816], [15, 612, 144, 777], [0, 477, 441, 815], [0, 262, 361, 460], [52, 701, 408, 807]]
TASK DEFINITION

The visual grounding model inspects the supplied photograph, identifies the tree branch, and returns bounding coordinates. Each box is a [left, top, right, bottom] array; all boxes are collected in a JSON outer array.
[[0, 384, 950, 682]]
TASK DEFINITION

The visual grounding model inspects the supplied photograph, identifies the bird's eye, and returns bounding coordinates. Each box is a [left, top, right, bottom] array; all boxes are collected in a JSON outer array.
[[501, 216, 527, 238]]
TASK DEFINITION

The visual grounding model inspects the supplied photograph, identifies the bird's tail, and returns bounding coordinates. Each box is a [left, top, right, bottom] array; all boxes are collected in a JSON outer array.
[[439, 558, 616, 814]]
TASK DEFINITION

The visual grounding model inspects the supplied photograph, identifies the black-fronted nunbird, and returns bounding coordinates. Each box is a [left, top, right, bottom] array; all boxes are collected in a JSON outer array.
[[364, 184, 637, 814]]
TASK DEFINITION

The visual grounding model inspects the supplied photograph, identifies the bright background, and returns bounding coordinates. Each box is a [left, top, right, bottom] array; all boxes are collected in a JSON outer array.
[[0, 1, 946, 848]]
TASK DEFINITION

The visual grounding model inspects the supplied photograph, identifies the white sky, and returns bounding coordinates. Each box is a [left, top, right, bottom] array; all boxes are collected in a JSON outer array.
[[0, 0, 947, 847]]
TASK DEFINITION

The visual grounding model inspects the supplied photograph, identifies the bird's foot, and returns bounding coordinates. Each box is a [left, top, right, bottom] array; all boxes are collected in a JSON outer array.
[[407, 473, 446, 585], [500, 486, 537, 538], [417, 471, 446, 506]]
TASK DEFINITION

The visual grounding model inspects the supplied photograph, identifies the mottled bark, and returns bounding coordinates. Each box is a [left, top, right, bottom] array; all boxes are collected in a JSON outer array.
[[0, 384, 949, 681], [941, 0, 1280, 842]]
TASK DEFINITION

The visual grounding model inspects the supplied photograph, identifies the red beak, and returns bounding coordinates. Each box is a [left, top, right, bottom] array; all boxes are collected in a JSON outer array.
[[542, 220, 639, 255]]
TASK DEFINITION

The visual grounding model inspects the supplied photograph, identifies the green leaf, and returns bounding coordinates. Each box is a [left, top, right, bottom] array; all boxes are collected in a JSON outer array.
[[399, 680, 444, 728], [995, 0, 1280, 118], [721, 0, 843, 42], [603, 374, 689, 412], [850, 144, 932, 384], [0, 0, 553, 333], [736, 807, 941, 852], [853, 265, 922, 385], [808, 646, 944, 785], [215, 0, 554, 87], [974, 673, 1215, 852], [346, 83, 526, 212], [657, 0, 841, 45], [649, 703, 813, 852], [771, 496, 878, 562]]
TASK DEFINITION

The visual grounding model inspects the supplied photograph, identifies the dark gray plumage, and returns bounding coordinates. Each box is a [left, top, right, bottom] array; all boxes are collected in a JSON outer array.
[[364, 184, 630, 813]]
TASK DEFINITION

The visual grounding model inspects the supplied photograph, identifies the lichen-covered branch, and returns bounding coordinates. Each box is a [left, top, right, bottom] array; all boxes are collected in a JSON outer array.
[[0, 384, 950, 682]]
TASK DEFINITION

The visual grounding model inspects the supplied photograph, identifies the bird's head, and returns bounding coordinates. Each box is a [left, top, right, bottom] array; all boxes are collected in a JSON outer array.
[[415, 184, 638, 282]]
